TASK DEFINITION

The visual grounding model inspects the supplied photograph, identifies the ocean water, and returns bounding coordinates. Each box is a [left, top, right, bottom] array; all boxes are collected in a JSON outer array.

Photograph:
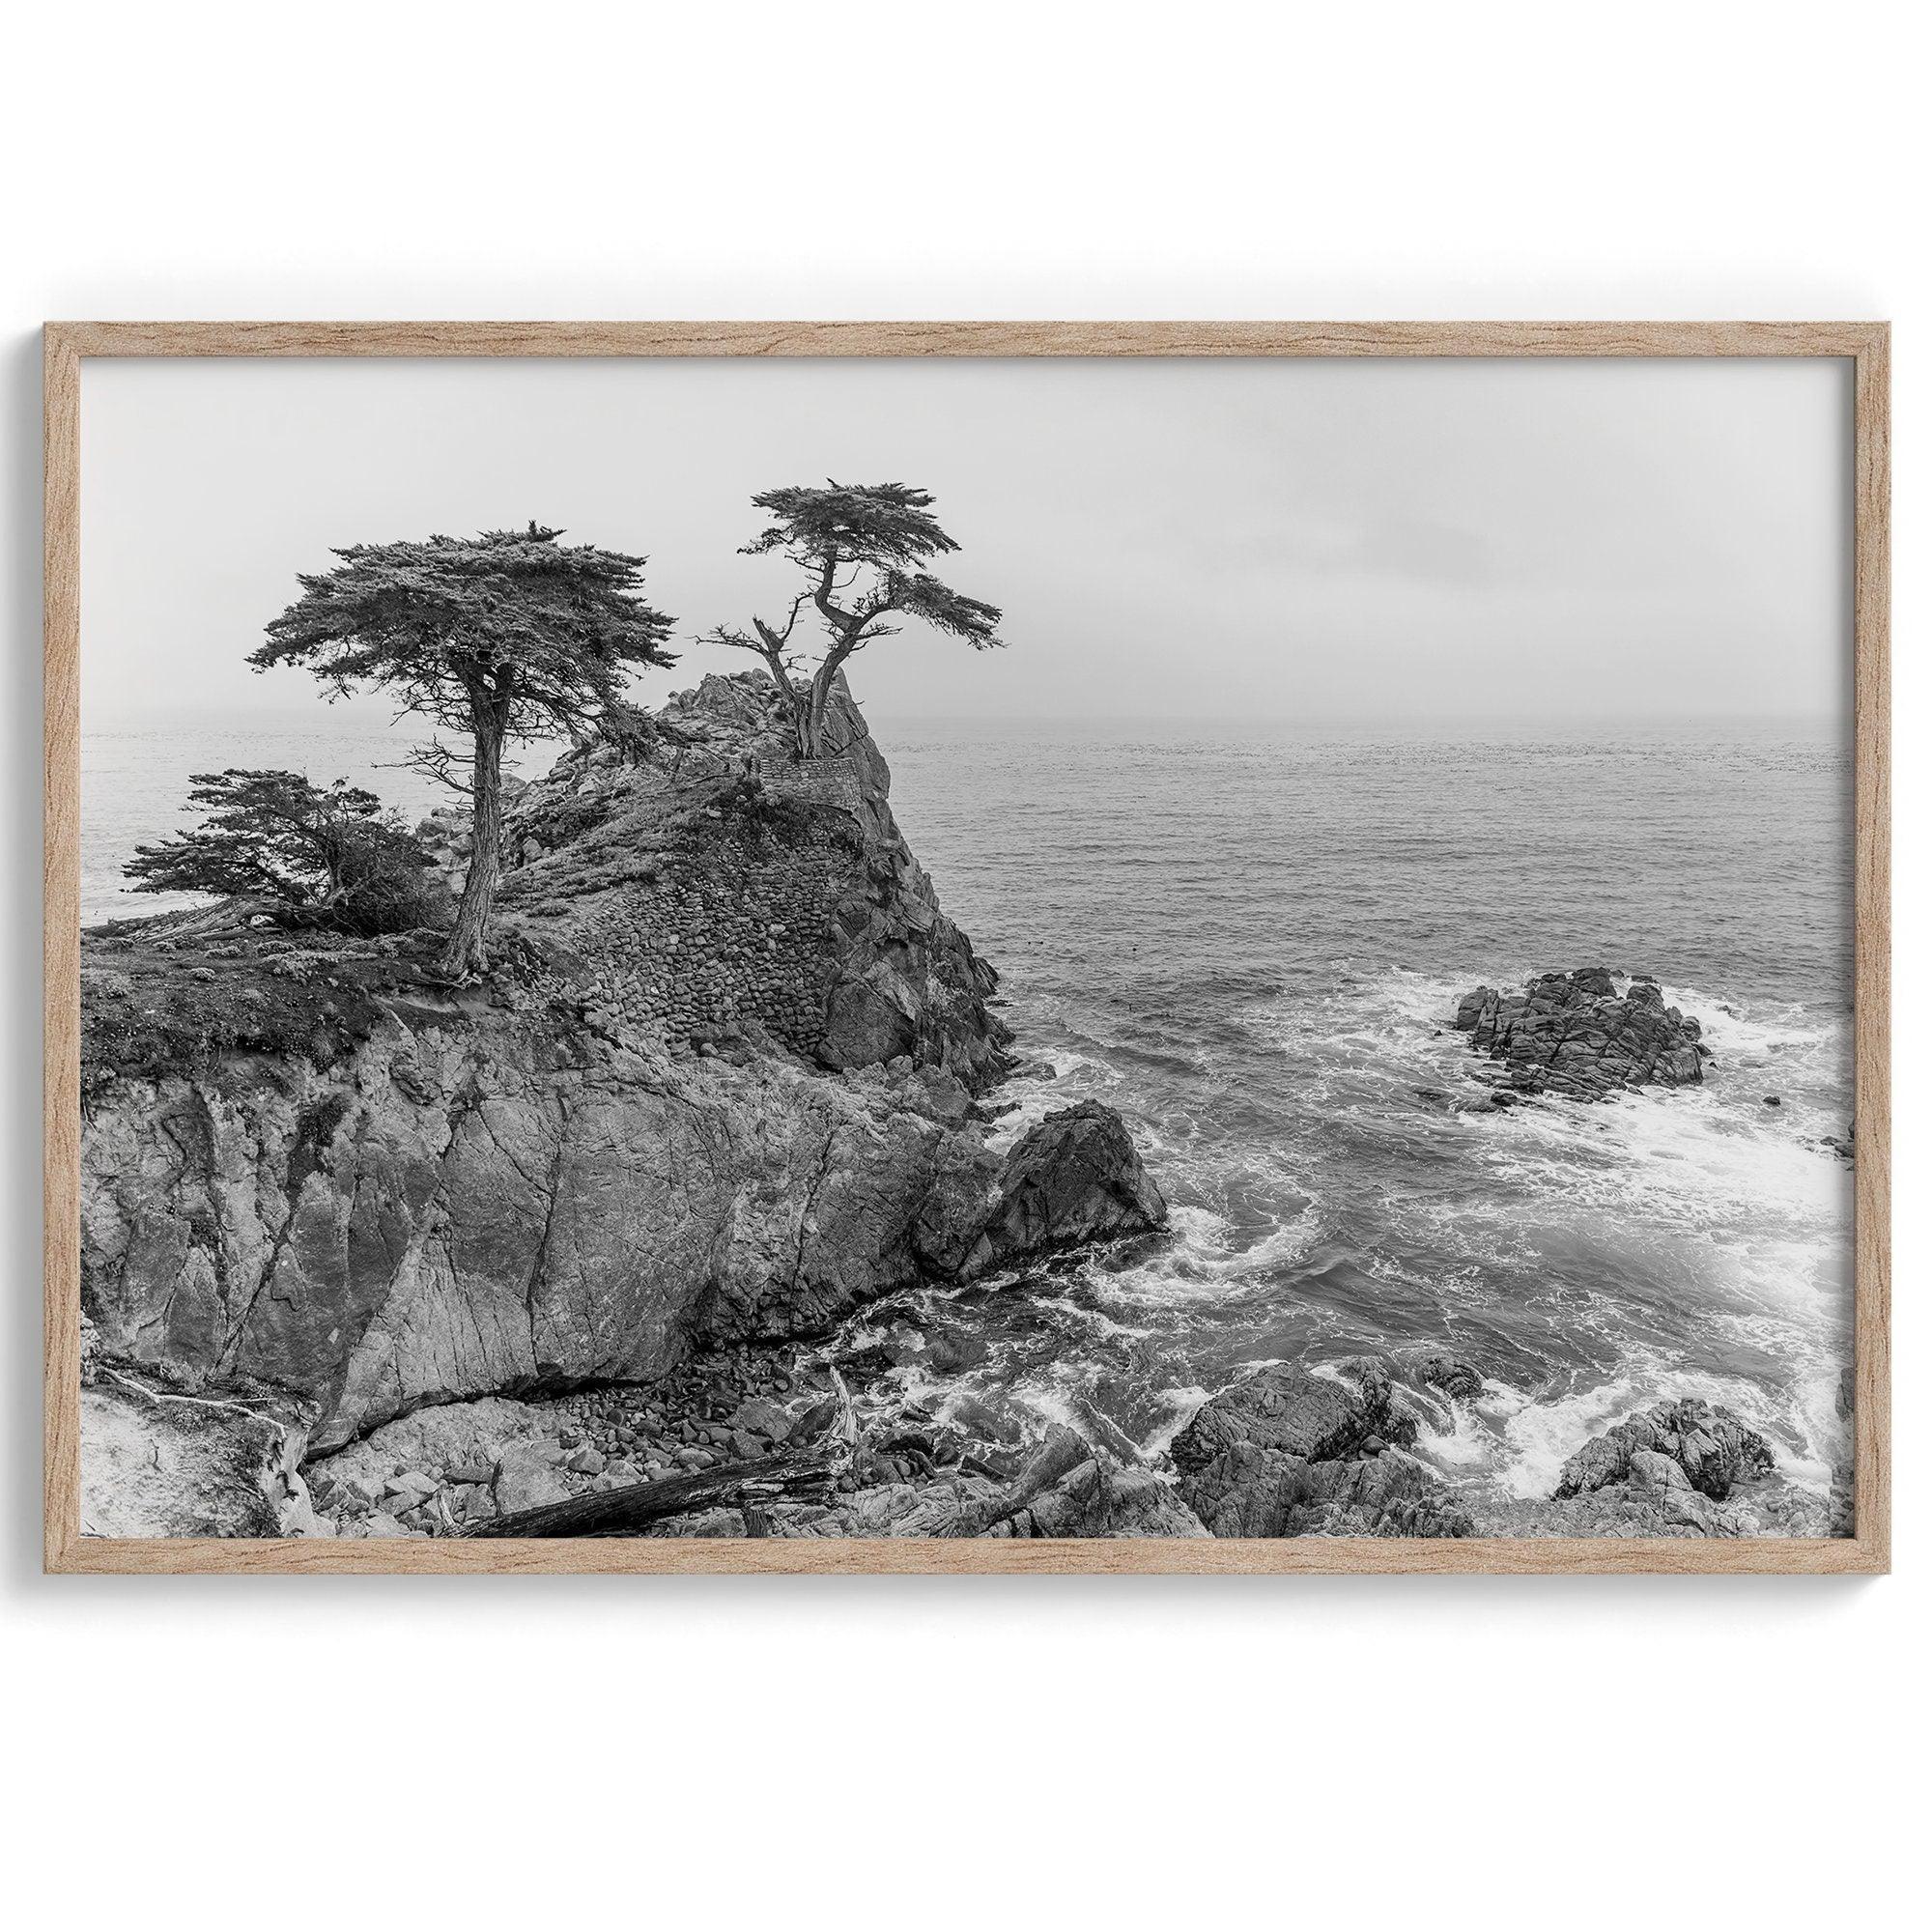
[[878, 717, 1855, 1501], [81, 715, 1856, 1504]]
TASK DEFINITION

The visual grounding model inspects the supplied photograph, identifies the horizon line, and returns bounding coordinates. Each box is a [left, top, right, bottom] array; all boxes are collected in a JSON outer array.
[[81, 706, 1849, 734]]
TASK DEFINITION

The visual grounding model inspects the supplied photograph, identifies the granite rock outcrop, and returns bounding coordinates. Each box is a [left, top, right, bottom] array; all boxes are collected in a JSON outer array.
[[913, 1100, 1167, 1281], [1170, 1360, 1474, 1539], [1453, 968, 1707, 1100]]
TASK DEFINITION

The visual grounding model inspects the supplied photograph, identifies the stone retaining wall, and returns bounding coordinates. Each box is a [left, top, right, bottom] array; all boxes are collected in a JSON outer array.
[[567, 816, 854, 1051], [752, 752, 862, 813], [491, 732, 888, 1056]]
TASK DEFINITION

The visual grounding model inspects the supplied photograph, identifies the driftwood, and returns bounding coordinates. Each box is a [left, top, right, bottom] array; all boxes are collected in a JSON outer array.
[[462, 1452, 838, 1539], [91, 895, 265, 944]]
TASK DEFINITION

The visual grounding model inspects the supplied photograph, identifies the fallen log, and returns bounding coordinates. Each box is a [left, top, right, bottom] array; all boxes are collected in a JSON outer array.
[[461, 1453, 838, 1538]]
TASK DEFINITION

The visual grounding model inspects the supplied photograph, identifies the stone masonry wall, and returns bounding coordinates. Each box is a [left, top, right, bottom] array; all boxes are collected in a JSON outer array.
[[552, 761, 867, 1054], [751, 752, 862, 813], [567, 836, 838, 1051]]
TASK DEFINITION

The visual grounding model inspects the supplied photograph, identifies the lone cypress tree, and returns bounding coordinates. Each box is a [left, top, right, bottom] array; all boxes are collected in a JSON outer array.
[[253, 524, 675, 977], [702, 482, 1002, 757]]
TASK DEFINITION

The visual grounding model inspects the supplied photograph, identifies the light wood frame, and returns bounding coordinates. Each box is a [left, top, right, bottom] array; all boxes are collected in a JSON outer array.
[[43, 321, 1891, 1575]]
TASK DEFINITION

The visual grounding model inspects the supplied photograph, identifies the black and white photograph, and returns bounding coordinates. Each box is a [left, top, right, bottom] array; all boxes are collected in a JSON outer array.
[[71, 350, 1861, 1547], [11, 8, 1927, 1928]]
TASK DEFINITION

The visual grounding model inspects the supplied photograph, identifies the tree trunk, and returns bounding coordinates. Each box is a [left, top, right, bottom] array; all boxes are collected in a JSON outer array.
[[762, 663, 810, 757], [802, 658, 845, 759], [440, 718, 502, 978], [742, 621, 812, 758]]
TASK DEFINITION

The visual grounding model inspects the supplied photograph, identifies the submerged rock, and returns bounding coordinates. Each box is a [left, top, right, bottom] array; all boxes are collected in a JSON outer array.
[[1381, 1347, 1487, 1403], [1453, 968, 1706, 1100]]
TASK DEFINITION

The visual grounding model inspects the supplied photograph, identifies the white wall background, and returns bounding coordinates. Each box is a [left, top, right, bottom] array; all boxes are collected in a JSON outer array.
[[1, 5, 1920, 1926]]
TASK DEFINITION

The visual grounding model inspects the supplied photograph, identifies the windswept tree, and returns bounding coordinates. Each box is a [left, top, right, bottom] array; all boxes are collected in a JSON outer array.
[[702, 483, 1002, 758], [252, 524, 676, 977], [126, 769, 434, 936]]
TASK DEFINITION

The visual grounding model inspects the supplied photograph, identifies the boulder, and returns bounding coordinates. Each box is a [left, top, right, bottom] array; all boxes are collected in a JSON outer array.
[[1627, 1447, 1691, 1492], [1554, 1396, 1775, 1501], [1437, 1393, 1847, 1540], [1165, 1358, 1474, 1539], [79, 1371, 327, 1539], [1475, 1473, 1840, 1540], [991, 1457, 1209, 1539], [303, 1395, 552, 1500], [913, 1100, 1167, 1281], [493, 1441, 574, 1515], [1179, 1440, 1475, 1539], [1170, 1361, 1411, 1473], [1453, 969, 1706, 1100]]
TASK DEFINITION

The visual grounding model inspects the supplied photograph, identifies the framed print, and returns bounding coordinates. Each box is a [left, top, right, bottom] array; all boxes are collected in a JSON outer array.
[[43, 321, 1889, 1574]]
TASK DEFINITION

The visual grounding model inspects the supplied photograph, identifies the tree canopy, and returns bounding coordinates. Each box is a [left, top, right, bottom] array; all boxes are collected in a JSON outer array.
[[127, 769, 435, 936], [251, 523, 676, 975], [252, 523, 677, 742], [703, 482, 1001, 756]]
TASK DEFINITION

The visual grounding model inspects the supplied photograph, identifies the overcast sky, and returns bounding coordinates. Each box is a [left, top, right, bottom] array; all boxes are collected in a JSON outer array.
[[79, 355, 1851, 730]]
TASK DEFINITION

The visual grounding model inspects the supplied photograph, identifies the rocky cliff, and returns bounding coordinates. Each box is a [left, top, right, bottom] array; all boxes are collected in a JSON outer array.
[[78, 673, 1166, 1529], [430, 671, 1012, 1088]]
